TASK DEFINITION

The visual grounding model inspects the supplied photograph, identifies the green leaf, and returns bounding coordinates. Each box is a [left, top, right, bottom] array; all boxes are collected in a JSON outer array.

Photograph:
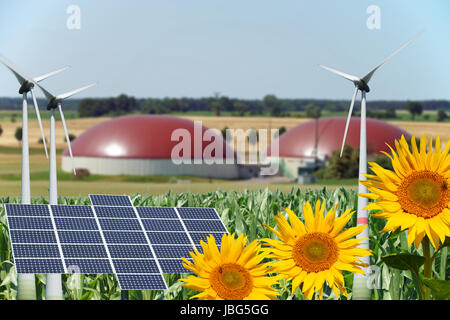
[[381, 253, 426, 274], [423, 279, 450, 300]]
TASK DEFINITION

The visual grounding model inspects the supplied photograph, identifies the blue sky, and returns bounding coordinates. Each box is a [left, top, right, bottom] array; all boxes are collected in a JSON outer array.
[[0, 0, 449, 100]]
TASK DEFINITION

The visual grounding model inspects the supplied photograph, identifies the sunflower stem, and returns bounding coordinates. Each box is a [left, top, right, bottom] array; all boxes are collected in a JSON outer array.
[[421, 237, 433, 300]]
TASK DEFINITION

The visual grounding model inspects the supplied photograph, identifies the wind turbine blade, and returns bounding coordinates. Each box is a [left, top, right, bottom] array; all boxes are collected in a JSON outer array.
[[361, 30, 423, 84], [33, 66, 70, 83], [319, 65, 360, 82], [58, 104, 76, 175], [34, 82, 55, 100], [30, 89, 49, 159], [340, 87, 359, 158], [0, 54, 29, 85], [56, 83, 97, 101]]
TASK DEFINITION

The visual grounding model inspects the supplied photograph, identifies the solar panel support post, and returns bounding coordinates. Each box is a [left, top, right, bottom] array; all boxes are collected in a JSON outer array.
[[17, 93, 37, 300], [45, 108, 63, 300]]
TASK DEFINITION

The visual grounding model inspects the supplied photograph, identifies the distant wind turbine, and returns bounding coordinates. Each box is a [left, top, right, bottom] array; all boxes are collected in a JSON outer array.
[[319, 31, 423, 299], [35, 81, 96, 300], [0, 54, 68, 300]]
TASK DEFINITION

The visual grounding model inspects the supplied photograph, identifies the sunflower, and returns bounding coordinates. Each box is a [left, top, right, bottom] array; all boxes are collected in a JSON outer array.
[[263, 201, 371, 300], [360, 135, 450, 250], [180, 233, 280, 300]]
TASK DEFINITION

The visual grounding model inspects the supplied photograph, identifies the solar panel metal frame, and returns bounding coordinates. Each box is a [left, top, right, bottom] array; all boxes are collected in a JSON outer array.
[[4, 200, 228, 291]]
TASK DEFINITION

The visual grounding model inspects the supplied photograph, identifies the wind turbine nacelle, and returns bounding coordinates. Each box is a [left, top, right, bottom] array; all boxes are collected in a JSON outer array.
[[47, 98, 59, 110], [18, 81, 34, 94], [356, 80, 370, 93]]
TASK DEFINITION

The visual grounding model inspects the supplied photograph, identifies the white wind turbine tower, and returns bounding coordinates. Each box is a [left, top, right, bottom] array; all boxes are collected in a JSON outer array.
[[35, 81, 96, 300], [319, 31, 422, 299], [0, 55, 68, 300]]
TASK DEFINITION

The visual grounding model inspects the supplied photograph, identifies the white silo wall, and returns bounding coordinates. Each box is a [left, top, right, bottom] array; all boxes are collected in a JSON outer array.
[[62, 156, 251, 179]]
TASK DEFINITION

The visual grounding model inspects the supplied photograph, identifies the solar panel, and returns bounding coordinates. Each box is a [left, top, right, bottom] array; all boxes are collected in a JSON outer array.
[[116, 274, 167, 290], [15, 259, 65, 273], [65, 259, 113, 273], [5, 204, 50, 217], [4, 198, 228, 291], [89, 194, 133, 207]]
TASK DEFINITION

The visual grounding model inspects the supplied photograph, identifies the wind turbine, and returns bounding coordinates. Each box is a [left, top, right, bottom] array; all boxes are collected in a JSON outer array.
[[35, 81, 96, 300], [0, 54, 68, 300], [319, 31, 422, 299]]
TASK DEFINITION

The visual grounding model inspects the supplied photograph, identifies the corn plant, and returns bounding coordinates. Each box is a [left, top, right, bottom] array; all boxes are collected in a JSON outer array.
[[0, 188, 447, 299]]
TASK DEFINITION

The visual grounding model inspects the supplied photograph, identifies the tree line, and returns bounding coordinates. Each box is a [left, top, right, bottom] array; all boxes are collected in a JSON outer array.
[[0, 95, 449, 120]]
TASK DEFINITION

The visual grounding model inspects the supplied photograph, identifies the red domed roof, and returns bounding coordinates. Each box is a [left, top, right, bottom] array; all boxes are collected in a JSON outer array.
[[269, 117, 411, 158], [64, 115, 235, 159]]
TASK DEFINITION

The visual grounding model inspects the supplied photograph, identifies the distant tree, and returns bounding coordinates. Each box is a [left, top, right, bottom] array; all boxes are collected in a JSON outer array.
[[305, 104, 321, 119], [15, 127, 22, 142], [263, 94, 281, 117], [278, 126, 287, 136], [384, 107, 397, 119], [437, 109, 447, 122], [11, 114, 17, 123], [234, 101, 248, 117], [406, 101, 423, 120], [327, 145, 359, 178], [211, 92, 222, 117], [211, 101, 221, 117], [0, 124, 3, 137]]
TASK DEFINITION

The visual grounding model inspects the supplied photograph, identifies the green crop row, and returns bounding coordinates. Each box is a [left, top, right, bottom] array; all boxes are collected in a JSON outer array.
[[0, 187, 447, 300]]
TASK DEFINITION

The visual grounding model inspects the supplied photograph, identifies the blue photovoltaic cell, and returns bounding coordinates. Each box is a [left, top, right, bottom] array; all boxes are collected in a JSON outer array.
[[183, 219, 227, 232], [177, 208, 220, 220], [54, 218, 99, 231], [141, 219, 184, 232], [65, 259, 113, 273], [152, 245, 194, 259], [5, 201, 229, 290], [136, 207, 178, 219], [147, 231, 191, 245], [58, 231, 103, 244], [94, 206, 136, 219], [159, 259, 192, 274], [112, 259, 159, 273], [189, 232, 227, 247], [13, 244, 60, 258], [62, 244, 108, 258], [5, 204, 50, 217], [8, 217, 53, 230], [98, 218, 141, 231], [117, 274, 167, 290], [10, 230, 57, 244], [108, 245, 154, 259], [15, 258, 64, 273], [89, 194, 132, 207], [103, 231, 147, 244], [51, 205, 94, 218]]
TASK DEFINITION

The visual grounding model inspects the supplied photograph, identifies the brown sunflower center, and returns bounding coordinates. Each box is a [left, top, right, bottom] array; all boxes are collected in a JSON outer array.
[[292, 232, 339, 273], [209, 264, 253, 300], [397, 170, 449, 219]]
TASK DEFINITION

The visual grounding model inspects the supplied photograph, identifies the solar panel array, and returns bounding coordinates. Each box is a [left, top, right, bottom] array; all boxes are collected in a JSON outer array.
[[5, 195, 228, 290]]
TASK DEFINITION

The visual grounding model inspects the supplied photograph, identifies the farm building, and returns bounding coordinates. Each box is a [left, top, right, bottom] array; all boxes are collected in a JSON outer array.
[[62, 115, 254, 179], [267, 117, 411, 179]]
